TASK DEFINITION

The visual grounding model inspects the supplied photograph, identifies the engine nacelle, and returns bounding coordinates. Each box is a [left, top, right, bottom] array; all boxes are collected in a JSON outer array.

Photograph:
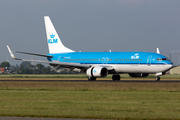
[[129, 73, 149, 77], [86, 67, 108, 77]]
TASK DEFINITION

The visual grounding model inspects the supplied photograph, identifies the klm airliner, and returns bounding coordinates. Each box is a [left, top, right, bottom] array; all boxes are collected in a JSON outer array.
[[7, 16, 173, 81]]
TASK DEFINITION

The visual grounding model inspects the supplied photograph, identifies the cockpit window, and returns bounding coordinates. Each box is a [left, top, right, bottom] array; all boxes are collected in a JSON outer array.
[[157, 58, 168, 61], [162, 58, 168, 60]]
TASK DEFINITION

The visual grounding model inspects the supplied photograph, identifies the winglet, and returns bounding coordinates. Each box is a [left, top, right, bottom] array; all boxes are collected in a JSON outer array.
[[157, 48, 160, 54], [7, 45, 20, 60]]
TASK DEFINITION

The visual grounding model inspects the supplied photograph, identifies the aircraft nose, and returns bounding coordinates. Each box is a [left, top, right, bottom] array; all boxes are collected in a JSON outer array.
[[170, 64, 173, 68], [169, 61, 173, 69]]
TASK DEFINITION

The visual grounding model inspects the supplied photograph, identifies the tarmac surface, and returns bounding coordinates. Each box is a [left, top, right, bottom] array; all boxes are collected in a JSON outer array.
[[0, 80, 180, 82]]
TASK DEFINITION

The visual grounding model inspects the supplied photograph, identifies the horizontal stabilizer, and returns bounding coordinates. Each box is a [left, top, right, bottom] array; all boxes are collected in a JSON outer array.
[[15, 51, 53, 58]]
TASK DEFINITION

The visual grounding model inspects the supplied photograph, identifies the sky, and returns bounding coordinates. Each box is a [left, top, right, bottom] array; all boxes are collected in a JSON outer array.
[[0, 0, 180, 66]]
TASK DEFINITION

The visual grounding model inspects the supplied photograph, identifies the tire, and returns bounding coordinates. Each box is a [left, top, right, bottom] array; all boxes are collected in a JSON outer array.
[[156, 77, 160, 81], [116, 75, 120, 81], [112, 75, 116, 81], [112, 74, 121, 81]]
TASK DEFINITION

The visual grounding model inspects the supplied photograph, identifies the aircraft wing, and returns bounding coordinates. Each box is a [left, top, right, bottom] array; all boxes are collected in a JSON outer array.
[[7, 45, 90, 69], [21, 59, 90, 69], [22, 59, 114, 70], [15, 51, 53, 58]]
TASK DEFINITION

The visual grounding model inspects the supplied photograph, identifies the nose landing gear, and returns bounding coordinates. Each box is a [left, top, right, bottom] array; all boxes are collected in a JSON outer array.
[[155, 72, 165, 81], [155, 76, 160, 81]]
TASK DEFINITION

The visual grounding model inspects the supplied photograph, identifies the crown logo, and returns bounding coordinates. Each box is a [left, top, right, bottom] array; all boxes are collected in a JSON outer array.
[[50, 34, 55, 38]]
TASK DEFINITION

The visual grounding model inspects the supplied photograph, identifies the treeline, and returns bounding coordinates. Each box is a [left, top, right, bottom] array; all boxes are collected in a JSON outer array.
[[0, 61, 73, 74]]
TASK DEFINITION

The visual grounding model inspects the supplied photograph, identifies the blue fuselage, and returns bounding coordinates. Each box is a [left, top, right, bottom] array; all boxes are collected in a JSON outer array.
[[47, 52, 172, 65]]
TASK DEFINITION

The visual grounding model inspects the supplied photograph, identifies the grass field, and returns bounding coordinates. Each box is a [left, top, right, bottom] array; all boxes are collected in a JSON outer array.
[[0, 80, 180, 120]]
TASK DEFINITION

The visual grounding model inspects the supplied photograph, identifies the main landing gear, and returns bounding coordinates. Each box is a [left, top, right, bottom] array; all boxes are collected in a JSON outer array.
[[112, 74, 121, 81], [88, 76, 96, 81], [88, 75, 121, 81]]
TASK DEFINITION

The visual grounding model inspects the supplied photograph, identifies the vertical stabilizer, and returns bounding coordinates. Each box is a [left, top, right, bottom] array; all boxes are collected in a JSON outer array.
[[44, 16, 74, 54]]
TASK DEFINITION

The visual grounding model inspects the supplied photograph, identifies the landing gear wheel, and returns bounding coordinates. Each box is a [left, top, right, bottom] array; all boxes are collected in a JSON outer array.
[[112, 74, 121, 81], [88, 76, 96, 81], [112, 75, 116, 81], [156, 77, 160, 81], [116, 75, 120, 81]]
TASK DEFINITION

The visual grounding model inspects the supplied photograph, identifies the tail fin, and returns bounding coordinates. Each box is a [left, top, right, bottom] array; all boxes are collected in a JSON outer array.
[[44, 16, 74, 54]]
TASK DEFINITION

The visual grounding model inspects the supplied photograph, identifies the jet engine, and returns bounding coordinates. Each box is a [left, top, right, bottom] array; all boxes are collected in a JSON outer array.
[[129, 73, 149, 77], [86, 67, 108, 77]]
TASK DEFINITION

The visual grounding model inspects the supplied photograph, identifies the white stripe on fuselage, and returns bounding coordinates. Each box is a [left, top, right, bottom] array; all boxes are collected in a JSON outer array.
[[92, 64, 172, 74]]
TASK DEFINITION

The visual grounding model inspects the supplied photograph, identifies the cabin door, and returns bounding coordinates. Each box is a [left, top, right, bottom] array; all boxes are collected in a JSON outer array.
[[58, 56, 62, 62], [147, 55, 152, 66]]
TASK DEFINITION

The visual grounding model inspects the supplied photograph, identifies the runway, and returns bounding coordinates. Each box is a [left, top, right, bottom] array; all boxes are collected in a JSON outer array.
[[0, 80, 180, 82], [0, 117, 100, 120]]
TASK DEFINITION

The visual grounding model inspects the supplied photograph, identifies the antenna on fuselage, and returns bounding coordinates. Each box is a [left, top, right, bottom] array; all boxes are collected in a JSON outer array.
[[157, 48, 160, 54]]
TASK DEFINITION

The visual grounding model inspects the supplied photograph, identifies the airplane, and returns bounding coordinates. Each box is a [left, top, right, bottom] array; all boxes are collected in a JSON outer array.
[[7, 16, 173, 81]]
